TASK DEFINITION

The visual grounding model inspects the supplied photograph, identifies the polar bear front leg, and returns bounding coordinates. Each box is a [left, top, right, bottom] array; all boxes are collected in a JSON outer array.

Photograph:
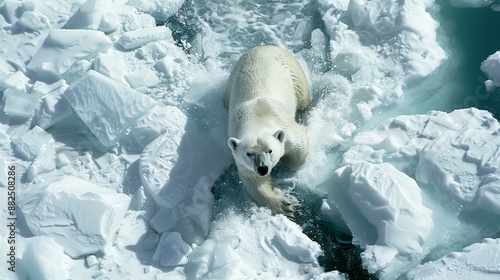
[[239, 171, 294, 219]]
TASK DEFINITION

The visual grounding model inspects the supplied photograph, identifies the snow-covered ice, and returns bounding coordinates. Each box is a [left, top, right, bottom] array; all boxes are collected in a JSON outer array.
[[22, 236, 73, 280], [19, 176, 130, 258], [326, 108, 500, 278], [117, 26, 172, 50], [63, 0, 119, 32], [64, 70, 157, 147], [481, 51, 500, 91], [26, 29, 113, 83], [408, 238, 500, 280], [333, 161, 434, 273], [0, 0, 499, 279]]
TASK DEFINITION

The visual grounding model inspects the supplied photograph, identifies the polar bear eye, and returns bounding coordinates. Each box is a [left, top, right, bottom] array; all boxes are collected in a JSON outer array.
[[268, 150, 272, 154], [246, 152, 252, 157]]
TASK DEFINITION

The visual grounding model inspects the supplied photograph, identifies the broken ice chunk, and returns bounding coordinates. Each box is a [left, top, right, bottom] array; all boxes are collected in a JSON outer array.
[[334, 49, 368, 76], [348, 162, 434, 273], [481, 51, 500, 91], [22, 236, 73, 280], [131, 104, 187, 148], [153, 232, 191, 267], [416, 125, 500, 215], [124, 68, 160, 89], [117, 26, 173, 49], [17, 10, 49, 31], [273, 216, 323, 263], [55, 153, 70, 168], [85, 255, 99, 267], [19, 176, 131, 258], [185, 239, 242, 280], [2, 88, 39, 119], [31, 79, 67, 97], [0, 70, 30, 92], [407, 238, 500, 279], [27, 143, 56, 181], [27, 29, 112, 83], [93, 52, 125, 82], [356, 102, 373, 121], [63, 0, 118, 32], [139, 131, 184, 206], [12, 126, 53, 161], [64, 70, 156, 147], [35, 85, 72, 129]]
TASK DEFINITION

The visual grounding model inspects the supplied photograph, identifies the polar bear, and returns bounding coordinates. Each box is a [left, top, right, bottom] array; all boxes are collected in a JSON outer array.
[[223, 45, 310, 219]]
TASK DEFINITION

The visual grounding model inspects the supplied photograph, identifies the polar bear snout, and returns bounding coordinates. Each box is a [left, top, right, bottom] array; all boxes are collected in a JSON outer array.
[[257, 166, 269, 176]]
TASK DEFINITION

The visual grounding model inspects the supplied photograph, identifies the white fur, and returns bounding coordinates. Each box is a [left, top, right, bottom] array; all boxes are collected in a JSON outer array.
[[224, 45, 310, 218]]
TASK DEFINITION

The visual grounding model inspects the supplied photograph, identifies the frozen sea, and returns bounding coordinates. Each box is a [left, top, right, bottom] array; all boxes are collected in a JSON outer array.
[[1, 0, 500, 279]]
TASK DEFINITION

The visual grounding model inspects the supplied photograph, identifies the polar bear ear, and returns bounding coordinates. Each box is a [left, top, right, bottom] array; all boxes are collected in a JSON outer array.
[[228, 137, 240, 152], [274, 129, 285, 143]]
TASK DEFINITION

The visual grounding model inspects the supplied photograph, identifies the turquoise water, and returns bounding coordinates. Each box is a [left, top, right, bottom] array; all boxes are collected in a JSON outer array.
[[436, 1, 500, 118]]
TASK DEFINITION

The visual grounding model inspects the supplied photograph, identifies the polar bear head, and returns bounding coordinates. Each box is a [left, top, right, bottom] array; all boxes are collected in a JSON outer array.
[[228, 130, 285, 176]]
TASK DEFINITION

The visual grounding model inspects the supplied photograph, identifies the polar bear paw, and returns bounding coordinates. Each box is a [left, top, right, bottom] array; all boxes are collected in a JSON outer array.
[[268, 195, 295, 221]]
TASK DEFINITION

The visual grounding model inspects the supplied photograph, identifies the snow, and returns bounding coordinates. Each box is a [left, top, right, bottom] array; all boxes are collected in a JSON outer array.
[[187, 212, 324, 279], [153, 231, 191, 267], [481, 51, 500, 91], [327, 108, 500, 278], [63, 0, 119, 32], [34, 81, 71, 129], [0, 71, 30, 92], [333, 162, 433, 273], [26, 29, 112, 83], [408, 238, 500, 279], [117, 26, 172, 49], [416, 110, 500, 215], [2, 89, 39, 119], [22, 236, 73, 280], [64, 70, 157, 147], [19, 176, 131, 258], [0, 0, 499, 279], [12, 126, 53, 161]]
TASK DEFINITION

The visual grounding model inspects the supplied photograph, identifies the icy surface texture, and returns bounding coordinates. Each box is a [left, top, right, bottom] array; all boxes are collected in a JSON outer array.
[[408, 238, 500, 279], [2, 89, 39, 119], [117, 26, 172, 49], [416, 109, 500, 215], [63, 0, 119, 32], [22, 236, 73, 280], [27, 29, 112, 83], [34, 80, 71, 129], [186, 212, 325, 279], [333, 162, 433, 273], [328, 108, 500, 278], [126, 0, 185, 19], [131, 104, 186, 148], [481, 51, 500, 91], [19, 176, 131, 258], [64, 70, 157, 147]]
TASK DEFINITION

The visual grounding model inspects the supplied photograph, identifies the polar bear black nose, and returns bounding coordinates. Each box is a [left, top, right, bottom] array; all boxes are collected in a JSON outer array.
[[257, 166, 268, 176]]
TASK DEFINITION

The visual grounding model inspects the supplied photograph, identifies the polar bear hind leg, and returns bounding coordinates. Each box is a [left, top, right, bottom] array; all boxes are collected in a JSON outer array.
[[281, 123, 309, 171], [271, 46, 310, 112]]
